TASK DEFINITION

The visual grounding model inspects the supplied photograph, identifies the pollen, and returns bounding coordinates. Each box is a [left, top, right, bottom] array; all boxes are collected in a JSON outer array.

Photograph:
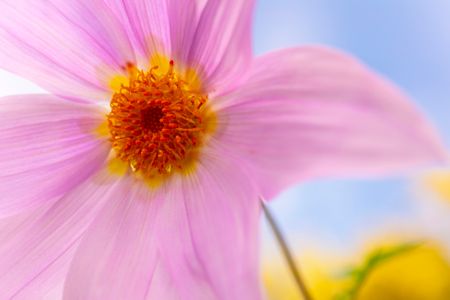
[[107, 60, 213, 181]]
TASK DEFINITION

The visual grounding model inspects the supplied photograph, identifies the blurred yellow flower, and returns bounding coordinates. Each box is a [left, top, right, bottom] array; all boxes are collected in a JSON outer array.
[[263, 243, 450, 300], [424, 170, 450, 202], [357, 244, 450, 300], [262, 251, 347, 300]]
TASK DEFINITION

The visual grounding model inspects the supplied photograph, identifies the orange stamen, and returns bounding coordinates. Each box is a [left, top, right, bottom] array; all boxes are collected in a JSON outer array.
[[107, 60, 211, 179]]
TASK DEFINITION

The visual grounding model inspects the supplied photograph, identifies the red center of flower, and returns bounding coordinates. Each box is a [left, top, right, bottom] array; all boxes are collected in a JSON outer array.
[[107, 61, 213, 179], [141, 106, 164, 132]]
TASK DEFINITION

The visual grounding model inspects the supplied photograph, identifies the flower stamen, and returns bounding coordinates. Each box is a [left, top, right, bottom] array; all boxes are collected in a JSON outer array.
[[107, 60, 213, 181]]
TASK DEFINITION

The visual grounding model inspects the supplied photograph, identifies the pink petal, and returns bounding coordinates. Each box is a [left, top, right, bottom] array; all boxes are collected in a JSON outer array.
[[146, 262, 180, 300], [156, 145, 263, 300], [8, 238, 77, 299], [0, 171, 120, 298], [0, 1, 135, 102], [0, 202, 68, 298], [217, 47, 448, 199], [64, 145, 262, 299], [64, 149, 261, 299], [63, 177, 162, 299], [106, 0, 196, 68], [107, 0, 254, 92], [187, 0, 254, 91], [0, 95, 109, 217]]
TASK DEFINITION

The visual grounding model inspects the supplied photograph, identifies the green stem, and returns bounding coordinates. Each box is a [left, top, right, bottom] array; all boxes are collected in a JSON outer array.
[[261, 199, 313, 300]]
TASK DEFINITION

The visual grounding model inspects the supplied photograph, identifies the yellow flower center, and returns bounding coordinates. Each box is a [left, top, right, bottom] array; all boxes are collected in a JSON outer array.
[[107, 60, 214, 182]]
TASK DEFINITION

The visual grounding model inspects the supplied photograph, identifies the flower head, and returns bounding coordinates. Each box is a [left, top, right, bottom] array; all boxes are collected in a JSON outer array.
[[107, 60, 215, 182], [0, 0, 447, 299]]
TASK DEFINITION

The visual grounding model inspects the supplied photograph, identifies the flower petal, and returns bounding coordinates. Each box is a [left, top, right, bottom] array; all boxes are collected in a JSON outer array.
[[0, 171, 120, 298], [60, 149, 262, 299], [146, 262, 180, 300], [217, 47, 448, 199], [7, 238, 77, 299], [63, 177, 161, 299], [106, 0, 196, 68], [0, 95, 109, 217], [0, 0, 135, 102], [0, 202, 73, 299], [187, 0, 254, 91], [107, 0, 254, 92], [156, 145, 263, 300]]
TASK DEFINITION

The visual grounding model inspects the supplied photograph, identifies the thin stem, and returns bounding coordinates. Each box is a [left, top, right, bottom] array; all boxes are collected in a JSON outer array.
[[261, 199, 313, 300]]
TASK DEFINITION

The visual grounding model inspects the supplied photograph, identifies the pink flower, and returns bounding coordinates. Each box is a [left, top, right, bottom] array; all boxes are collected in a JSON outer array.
[[0, 1, 446, 299]]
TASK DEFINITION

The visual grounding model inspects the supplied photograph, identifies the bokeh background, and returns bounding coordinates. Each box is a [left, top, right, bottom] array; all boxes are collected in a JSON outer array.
[[1, 0, 450, 299]]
